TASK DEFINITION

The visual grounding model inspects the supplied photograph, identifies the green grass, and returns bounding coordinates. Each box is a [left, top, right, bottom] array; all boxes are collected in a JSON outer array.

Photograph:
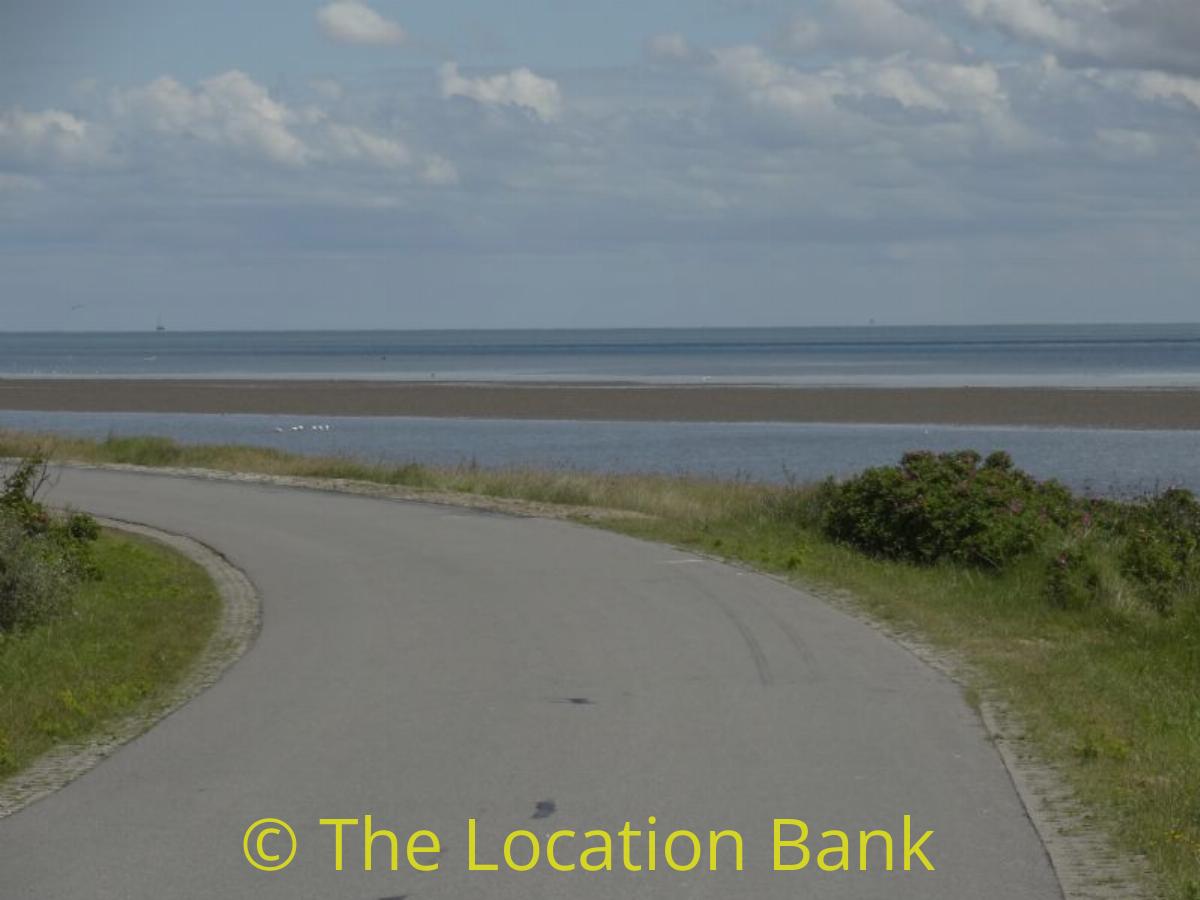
[[3, 429, 1198, 897], [0, 430, 766, 520], [0, 530, 221, 780]]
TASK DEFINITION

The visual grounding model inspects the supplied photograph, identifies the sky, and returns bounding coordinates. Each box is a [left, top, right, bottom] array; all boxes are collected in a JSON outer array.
[[1, 0, 1198, 330]]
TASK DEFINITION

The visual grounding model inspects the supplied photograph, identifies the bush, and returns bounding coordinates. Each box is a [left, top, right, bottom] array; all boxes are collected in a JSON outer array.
[[1042, 532, 1138, 614], [0, 456, 52, 535], [65, 512, 101, 543], [0, 518, 80, 630], [1118, 488, 1200, 614], [0, 458, 100, 632], [815, 450, 1200, 616], [821, 450, 1078, 569]]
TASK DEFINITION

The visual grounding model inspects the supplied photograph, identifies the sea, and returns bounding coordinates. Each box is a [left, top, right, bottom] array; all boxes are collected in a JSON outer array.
[[4, 324, 1200, 385], [2, 325, 1199, 496]]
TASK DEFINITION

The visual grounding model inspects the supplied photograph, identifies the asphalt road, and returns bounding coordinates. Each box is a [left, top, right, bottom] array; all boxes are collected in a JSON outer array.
[[0, 468, 1061, 899]]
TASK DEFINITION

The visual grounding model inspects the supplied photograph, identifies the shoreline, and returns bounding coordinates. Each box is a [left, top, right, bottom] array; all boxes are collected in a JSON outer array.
[[3, 378, 1200, 429]]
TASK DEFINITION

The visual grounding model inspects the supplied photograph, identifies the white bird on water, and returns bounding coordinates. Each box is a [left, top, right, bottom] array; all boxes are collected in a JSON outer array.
[[275, 423, 332, 433]]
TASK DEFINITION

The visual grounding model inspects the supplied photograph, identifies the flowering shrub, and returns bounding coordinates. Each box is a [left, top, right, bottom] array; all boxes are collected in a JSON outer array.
[[818, 449, 1200, 617], [820, 450, 1078, 569]]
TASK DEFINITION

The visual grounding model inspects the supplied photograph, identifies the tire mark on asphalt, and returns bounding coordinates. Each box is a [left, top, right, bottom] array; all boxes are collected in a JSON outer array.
[[717, 603, 773, 686], [742, 592, 823, 684], [654, 568, 775, 686]]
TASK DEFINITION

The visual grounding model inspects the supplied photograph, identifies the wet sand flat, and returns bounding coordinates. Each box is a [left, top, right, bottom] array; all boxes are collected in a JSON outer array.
[[3, 379, 1200, 429]]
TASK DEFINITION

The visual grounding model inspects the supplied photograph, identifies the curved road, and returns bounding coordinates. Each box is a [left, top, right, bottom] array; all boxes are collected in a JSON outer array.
[[0, 468, 1060, 899]]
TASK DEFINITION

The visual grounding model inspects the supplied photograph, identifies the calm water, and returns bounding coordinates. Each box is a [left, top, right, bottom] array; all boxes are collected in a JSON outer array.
[[4, 409, 1197, 497], [4, 326, 1199, 492], [4, 324, 1200, 386]]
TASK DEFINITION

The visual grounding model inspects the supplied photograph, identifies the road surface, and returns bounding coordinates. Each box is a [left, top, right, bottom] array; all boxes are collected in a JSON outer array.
[[0, 468, 1061, 898]]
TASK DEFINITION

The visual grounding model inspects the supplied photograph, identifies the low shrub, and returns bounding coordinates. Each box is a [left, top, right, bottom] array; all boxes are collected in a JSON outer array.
[[0, 458, 100, 632], [0, 519, 79, 631], [821, 450, 1077, 569], [1042, 532, 1138, 614], [818, 449, 1200, 618], [1118, 488, 1200, 614]]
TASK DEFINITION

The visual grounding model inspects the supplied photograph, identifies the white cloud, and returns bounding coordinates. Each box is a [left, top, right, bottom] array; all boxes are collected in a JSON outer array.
[[421, 156, 459, 186], [780, 0, 961, 60], [324, 122, 411, 168], [1095, 127, 1159, 161], [320, 120, 455, 183], [0, 107, 109, 169], [715, 46, 991, 116], [646, 33, 714, 66], [958, 0, 1082, 51], [712, 45, 1037, 154], [954, 0, 1200, 73], [317, 1, 406, 47], [713, 46, 840, 120], [647, 33, 692, 63], [107, 70, 456, 185], [113, 71, 312, 167], [439, 62, 563, 121], [310, 78, 346, 102], [1134, 71, 1200, 110]]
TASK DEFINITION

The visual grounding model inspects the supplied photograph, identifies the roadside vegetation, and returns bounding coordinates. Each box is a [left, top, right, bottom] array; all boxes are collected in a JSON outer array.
[[0, 459, 101, 633], [0, 456, 219, 780], [2, 430, 1198, 897]]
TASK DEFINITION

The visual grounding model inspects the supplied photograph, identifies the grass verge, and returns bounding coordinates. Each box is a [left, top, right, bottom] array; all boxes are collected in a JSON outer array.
[[0, 529, 221, 780], [1, 429, 1197, 898]]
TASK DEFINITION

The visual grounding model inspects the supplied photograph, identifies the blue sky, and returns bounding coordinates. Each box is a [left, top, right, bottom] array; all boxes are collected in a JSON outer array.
[[2, 0, 1199, 330]]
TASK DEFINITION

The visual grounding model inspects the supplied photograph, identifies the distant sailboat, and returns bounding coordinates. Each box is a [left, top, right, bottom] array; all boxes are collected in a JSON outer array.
[[156, 314, 166, 333]]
